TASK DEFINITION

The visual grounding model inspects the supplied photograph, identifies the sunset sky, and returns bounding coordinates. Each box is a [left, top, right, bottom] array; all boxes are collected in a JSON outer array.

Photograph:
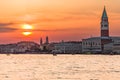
[[0, 0, 120, 44]]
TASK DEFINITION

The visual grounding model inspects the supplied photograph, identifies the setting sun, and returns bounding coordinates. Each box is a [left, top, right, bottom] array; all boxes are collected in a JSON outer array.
[[22, 32, 32, 36], [21, 24, 33, 36], [22, 24, 33, 30]]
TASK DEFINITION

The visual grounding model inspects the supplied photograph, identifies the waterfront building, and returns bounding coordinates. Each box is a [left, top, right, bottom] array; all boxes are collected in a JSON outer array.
[[82, 6, 120, 53], [0, 44, 17, 53], [82, 37, 101, 53], [53, 41, 82, 54], [104, 43, 113, 53], [15, 41, 40, 53], [0, 41, 40, 53], [40, 36, 50, 51], [113, 41, 120, 53]]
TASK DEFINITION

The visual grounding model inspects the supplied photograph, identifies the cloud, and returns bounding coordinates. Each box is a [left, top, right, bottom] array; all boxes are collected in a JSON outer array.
[[0, 22, 17, 33], [0, 27, 17, 33], [15, 10, 96, 24], [32, 27, 86, 32], [36, 11, 96, 22], [0, 23, 14, 27]]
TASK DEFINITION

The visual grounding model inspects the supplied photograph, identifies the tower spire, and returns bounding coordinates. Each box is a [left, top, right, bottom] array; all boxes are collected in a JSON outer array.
[[102, 6, 108, 18]]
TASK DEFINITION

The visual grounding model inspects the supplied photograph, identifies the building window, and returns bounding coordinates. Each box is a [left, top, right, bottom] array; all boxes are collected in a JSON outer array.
[[99, 43, 101, 45], [93, 42, 94, 45], [96, 43, 97, 46], [83, 42, 85, 45], [104, 25, 108, 27], [89, 42, 91, 45]]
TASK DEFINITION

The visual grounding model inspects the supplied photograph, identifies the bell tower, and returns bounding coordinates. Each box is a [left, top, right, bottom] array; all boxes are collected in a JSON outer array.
[[101, 6, 109, 38], [101, 6, 112, 52]]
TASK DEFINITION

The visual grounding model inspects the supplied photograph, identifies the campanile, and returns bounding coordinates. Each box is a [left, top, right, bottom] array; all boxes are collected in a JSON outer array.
[[101, 6, 109, 38]]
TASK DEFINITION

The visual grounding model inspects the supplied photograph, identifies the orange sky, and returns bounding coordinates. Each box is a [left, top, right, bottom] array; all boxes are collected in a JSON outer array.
[[0, 0, 120, 44]]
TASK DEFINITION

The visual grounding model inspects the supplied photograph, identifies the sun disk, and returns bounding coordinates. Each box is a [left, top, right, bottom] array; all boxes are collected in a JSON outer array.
[[22, 32, 32, 36], [22, 24, 33, 30]]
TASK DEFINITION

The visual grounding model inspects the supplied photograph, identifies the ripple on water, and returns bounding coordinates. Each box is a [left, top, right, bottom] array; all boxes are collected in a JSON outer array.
[[0, 54, 120, 80]]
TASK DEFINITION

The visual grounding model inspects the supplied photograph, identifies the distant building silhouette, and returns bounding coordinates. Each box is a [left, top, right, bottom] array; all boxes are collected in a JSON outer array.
[[40, 38, 43, 45], [45, 36, 49, 44], [0, 41, 40, 53], [40, 36, 50, 51], [52, 41, 82, 54]]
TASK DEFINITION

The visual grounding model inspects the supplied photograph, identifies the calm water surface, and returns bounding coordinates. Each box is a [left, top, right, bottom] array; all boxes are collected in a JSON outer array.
[[0, 54, 120, 80]]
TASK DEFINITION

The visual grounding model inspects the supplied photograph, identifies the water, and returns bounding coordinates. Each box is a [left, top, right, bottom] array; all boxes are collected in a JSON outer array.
[[0, 54, 120, 80]]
